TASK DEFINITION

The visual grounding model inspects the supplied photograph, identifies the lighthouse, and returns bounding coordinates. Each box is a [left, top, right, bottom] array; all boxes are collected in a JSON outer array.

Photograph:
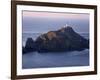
[[64, 24, 68, 28]]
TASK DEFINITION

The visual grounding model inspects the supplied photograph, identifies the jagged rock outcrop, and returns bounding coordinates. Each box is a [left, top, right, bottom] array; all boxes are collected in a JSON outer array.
[[23, 38, 36, 53], [23, 26, 89, 53]]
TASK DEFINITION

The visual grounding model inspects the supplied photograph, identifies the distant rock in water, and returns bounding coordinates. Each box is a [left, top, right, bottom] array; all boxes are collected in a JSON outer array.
[[23, 38, 36, 53], [23, 26, 89, 53]]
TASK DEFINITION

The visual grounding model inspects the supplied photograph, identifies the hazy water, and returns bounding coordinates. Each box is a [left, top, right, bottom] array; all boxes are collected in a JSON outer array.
[[22, 33, 89, 69], [22, 49, 89, 69]]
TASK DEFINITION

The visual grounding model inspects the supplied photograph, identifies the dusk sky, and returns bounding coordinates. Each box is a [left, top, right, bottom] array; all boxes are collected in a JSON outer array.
[[23, 11, 89, 20], [22, 11, 89, 33]]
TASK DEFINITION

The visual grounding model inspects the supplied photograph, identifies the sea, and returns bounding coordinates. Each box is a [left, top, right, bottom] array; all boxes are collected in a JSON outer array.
[[22, 32, 89, 69]]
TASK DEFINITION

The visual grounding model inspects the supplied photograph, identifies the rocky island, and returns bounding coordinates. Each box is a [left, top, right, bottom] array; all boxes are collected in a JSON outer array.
[[23, 26, 89, 54]]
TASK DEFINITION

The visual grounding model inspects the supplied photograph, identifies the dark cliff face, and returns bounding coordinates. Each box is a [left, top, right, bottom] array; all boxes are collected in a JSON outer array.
[[23, 38, 37, 53], [23, 26, 89, 53]]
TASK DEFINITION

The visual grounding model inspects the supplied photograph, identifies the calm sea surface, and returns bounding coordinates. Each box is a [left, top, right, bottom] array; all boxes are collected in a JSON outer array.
[[22, 33, 89, 69]]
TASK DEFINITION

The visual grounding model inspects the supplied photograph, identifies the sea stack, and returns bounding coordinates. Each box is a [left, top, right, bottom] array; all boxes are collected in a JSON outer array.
[[23, 38, 37, 53]]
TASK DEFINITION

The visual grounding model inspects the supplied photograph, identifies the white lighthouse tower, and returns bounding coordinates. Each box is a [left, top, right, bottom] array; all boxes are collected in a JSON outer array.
[[64, 24, 68, 28], [66, 24, 68, 27]]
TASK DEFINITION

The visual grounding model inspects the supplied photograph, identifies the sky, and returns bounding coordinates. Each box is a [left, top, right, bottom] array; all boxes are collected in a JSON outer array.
[[22, 11, 89, 33], [23, 11, 89, 20]]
